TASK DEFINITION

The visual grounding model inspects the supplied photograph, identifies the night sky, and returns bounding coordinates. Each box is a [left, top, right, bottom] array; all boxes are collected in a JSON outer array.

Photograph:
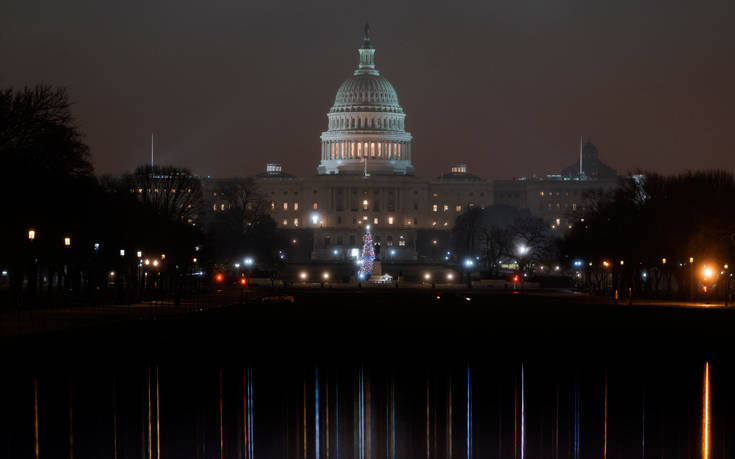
[[2, 0, 733, 179]]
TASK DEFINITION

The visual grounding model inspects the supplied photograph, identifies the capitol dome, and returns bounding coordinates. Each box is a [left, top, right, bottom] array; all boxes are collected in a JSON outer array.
[[318, 25, 414, 175]]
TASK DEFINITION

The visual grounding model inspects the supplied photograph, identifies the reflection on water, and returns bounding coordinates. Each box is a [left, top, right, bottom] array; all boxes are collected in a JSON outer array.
[[0, 359, 721, 458]]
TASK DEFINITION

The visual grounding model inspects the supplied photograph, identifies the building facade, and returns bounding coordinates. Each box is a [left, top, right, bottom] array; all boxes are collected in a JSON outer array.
[[234, 28, 620, 261]]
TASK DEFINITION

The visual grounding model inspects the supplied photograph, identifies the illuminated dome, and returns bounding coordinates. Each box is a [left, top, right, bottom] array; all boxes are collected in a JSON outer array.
[[318, 24, 414, 175]]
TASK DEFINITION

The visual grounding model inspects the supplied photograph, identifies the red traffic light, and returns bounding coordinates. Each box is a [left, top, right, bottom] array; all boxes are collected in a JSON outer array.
[[512, 275, 520, 283], [215, 273, 224, 283], [240, 277, 248, 286]]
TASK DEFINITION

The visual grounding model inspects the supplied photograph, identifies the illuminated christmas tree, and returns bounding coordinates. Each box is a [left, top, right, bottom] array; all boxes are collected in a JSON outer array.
[[358, 226, 375, 280]]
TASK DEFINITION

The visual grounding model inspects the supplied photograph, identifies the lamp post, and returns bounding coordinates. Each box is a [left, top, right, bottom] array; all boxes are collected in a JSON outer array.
[[63, 236, 71, 301]]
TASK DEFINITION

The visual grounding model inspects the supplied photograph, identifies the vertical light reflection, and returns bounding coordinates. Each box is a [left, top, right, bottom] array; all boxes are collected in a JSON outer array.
[[426, 376, 430, 459], [69, 379, 74, 459], [303, 371, 307, 459], [574, 380, 580, 459], [156, 366, 160, 459], [520, 364, 525, 459], [466, 366, 472, 459], [247, 368, 254, 458], [514, 377, 517, 459], [448, 376, 452, 459], [148, 367, 153, 459], [703, 362, 710, 459], [34, 376, 40, 459], [219, 369, 224, 459], [603, 371, 607, 459], [242, 369, 249, 459], [326, 374, 329, 459], [641, 392, 645, 459], [335, 379, 340, 459], [315, 368, 320, 459], [113, 376, 118, 459]]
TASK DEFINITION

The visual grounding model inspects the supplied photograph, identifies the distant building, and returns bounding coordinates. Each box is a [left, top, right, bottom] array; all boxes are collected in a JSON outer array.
[[207, 27, 621, 261]]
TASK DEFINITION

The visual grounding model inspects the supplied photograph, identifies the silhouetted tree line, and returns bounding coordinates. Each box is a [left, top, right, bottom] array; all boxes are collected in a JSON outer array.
[[562, 171, 735, 298], [0, 85, 275, 307], [451, 206, 558, 277]]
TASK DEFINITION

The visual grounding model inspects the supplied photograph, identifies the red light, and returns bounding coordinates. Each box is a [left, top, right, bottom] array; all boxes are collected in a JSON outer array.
[[513, 275, 520, 283], [240, 277, 247, 286], [215, 273, 224, 283]]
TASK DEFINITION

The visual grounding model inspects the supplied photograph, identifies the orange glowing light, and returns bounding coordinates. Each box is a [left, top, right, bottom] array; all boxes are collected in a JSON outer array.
[[703, 362, 710, 459], [240, 277, 247, 286], [215, 273, 224, 283]]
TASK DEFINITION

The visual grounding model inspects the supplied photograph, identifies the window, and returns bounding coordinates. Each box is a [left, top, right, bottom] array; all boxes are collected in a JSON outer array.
[[362, 199, 369, 211], [443, 204, 449, 212], [388, 216, 394, 225], [283, 202, 288, 210], [373, 217, 379, 225], [337, 236, 343, 244], [399, 240, 406, 247], [270, 201, 276, 210], [293, 218, 299, 226], [282, 219, 288, 226], [337, 216, 342, 224], [432, 204, 438, 212], [433, 192, 439, 197], [294, 202, 299, 211], [352, 216, 357, 224], [413, 217, 418, 225], [455, 205, 462, 212], [349, 235, 355, 245], [413, 203, 418, 210], [540, 191, 544, 196], [220, 204, 225, 211], [313, 202, 318, 210]]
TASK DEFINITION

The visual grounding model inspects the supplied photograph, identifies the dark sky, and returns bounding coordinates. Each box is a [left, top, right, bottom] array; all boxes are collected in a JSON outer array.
[[2, 0, 733, 179]]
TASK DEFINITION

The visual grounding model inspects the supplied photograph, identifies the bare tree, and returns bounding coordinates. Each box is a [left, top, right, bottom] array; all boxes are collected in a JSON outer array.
[[481, 226, 512, 277], [510, 216, 554, 273], [123, 165, 204, 223]]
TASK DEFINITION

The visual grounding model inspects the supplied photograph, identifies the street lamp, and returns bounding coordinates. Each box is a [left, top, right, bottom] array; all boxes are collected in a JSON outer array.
[[64, 237, 71, 247], [28, 229, 36, 241]]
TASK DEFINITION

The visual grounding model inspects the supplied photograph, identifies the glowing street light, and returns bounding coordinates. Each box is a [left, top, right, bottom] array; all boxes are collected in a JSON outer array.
[[299, 271, 308, 281], [703, 266, 714, 280], [64, 237, 71, 247], [446, 272, 454, 280], [28, 229, 36, 241], [517, 245, 529, 256], [602, 260, 610, 268], [152, 260, 159, 267], [463, 258, 475, 268], [322, 272, 330, 280], [137, 250, 142, 258], [243, 257, 254, 266], [423, 272, 432, 280], [662, 258, 667, 264]]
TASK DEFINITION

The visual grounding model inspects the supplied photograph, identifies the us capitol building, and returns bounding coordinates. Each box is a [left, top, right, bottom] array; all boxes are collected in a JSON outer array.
[[218, 26, 618, 261]]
